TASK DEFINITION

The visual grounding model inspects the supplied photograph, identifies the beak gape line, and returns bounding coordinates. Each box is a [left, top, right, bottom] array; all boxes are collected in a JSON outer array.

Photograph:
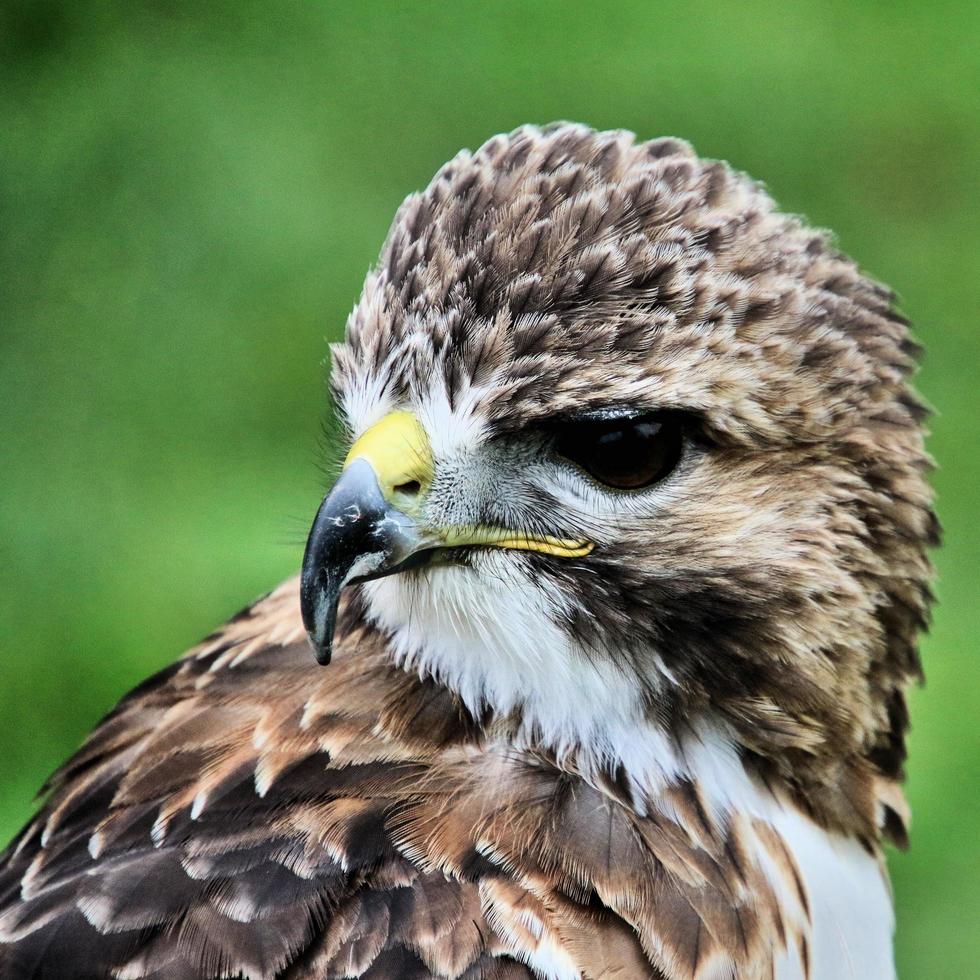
[[299, 412, 594, 665]]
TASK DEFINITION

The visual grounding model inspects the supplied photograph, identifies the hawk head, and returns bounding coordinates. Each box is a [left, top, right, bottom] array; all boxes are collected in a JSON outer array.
[[301, 124, 936, 839]]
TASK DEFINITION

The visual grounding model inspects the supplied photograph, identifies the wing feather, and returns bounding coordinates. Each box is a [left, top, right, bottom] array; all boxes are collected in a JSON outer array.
[[1, 578, 816, 978]]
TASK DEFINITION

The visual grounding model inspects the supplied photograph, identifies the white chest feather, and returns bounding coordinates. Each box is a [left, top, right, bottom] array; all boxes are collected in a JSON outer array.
[[768, 805, 895, 980]]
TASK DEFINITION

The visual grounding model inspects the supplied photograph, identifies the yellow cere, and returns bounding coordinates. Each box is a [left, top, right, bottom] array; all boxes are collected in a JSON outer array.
[[344, 411, 434, 509], [345, 410, 594, 558]]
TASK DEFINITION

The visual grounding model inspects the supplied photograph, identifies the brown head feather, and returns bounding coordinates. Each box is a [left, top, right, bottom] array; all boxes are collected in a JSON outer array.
[[335, 123, 935, 843]]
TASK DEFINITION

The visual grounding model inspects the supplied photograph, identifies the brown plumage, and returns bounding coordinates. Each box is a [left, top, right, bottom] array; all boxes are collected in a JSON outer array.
[[0, 125, 935, 979]]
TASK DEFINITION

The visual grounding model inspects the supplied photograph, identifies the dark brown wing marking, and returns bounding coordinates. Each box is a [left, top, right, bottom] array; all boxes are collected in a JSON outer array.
[[0, 582, 530, 979]]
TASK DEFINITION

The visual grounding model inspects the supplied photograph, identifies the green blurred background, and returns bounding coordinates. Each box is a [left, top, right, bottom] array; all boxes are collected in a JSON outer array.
[[1, 2, 976, 975]]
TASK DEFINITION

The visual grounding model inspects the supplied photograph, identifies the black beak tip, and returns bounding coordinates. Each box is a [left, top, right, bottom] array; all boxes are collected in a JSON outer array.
[[299, 576, 338, 668], [310, 637, 332, 666]]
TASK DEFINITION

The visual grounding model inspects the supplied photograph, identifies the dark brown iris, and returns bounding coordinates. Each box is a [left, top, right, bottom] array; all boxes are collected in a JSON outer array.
[[552, 412, 684, 490]]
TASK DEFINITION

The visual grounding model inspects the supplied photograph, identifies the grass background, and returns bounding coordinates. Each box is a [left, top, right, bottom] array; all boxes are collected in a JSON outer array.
[[1, 2, 976, 975]]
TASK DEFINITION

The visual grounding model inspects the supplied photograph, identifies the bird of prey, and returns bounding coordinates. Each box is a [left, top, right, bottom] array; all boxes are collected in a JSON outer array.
[[0, 124, 936, 980]]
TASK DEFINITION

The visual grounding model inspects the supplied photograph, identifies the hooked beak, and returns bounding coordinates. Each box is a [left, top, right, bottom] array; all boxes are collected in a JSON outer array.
[[301, 411, 436, 665], [299, 457, 427, 664], [300, 411, 593, 665]]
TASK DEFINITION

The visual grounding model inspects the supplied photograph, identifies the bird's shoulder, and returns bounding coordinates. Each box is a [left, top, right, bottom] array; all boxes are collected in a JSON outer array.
[[1, 580, 673, 979], [0, 579, 527, 978]]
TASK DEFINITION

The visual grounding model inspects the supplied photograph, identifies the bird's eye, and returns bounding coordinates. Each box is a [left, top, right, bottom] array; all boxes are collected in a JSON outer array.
[[551, 412, 684, 490]]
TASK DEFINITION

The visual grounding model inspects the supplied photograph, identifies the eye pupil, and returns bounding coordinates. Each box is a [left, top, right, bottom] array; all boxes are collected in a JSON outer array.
[[553, 413, 683, 490]]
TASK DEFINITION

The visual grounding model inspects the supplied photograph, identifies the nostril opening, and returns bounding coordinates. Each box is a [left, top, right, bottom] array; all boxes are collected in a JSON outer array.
[[394, 479, 421, 496]]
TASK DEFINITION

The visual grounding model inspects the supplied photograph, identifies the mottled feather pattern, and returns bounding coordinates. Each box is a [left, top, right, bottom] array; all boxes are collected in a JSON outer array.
[[0, 124, 935, 977], [2, 580, 807, 978]]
